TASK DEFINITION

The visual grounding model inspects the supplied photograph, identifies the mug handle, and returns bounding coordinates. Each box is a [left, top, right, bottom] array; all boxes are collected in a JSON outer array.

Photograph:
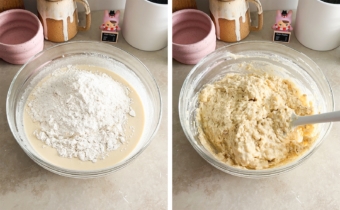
[[248, 0, 263, 31], [75, 0, 91, 31]]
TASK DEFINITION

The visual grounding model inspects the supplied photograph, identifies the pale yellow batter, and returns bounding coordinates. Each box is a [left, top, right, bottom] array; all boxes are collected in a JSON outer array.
[[24, 65, 145, 171], [197, 72, 317, 169]]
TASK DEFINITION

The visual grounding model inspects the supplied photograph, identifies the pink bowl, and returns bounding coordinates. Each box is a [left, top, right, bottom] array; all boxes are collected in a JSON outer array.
[[0, 9, 44, 65], [172, 9, 216, 65]]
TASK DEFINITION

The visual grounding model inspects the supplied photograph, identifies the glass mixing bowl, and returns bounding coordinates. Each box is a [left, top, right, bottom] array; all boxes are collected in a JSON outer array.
[[7, 41, 162, 178], [179, 41, 334, 178]]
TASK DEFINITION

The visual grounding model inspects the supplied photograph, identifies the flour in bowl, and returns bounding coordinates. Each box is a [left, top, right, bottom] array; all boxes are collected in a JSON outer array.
[[26, 65, 136, 163]]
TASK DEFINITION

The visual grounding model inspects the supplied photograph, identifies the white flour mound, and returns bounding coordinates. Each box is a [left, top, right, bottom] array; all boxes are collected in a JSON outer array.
[[27, 66, 135, 162]]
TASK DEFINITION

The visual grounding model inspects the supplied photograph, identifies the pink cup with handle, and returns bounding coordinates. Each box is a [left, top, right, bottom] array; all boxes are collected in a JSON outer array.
[[0, 9, 44, 65]]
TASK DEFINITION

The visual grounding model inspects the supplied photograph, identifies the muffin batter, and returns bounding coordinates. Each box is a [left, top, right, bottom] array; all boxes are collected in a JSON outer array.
[[196, 72, 317, 169], [24, 65, 145, 171]]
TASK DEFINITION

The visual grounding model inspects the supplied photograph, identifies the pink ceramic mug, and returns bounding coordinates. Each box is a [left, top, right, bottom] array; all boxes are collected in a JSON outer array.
[[172, 9, 216, 65], [0, 9, 44, 64]]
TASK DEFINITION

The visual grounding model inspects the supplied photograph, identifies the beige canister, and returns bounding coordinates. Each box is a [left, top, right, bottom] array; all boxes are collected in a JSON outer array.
[[37, 0, 91, 42]]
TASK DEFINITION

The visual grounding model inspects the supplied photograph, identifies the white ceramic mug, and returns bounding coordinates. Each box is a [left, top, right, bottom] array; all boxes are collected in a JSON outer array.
[[295, 0, 340, 51], [122, 0, 168, 51]]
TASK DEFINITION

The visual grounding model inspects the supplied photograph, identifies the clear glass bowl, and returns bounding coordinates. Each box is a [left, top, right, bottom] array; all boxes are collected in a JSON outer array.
[[179, 41, 334, 178], [7, 41, 162, 178]]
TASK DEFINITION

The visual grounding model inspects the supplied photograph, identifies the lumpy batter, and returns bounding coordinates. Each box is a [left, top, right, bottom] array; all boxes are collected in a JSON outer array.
[[196, 72, 317, 169], [23, 65, 145, 171]]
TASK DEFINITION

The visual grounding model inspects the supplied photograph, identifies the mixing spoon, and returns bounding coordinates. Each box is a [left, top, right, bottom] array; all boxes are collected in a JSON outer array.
[[291, 111, 340, 127]]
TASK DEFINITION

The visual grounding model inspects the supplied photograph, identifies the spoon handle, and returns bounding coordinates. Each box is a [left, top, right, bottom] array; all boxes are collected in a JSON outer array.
[[293, 110, 340, 127]]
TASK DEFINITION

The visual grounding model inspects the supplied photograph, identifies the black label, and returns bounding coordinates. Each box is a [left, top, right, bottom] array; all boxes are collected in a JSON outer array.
[[274, 32, 290, 43], [102, 32, 118, 42]]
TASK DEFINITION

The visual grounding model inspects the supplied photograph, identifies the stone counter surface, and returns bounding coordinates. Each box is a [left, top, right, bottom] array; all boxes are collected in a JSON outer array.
[[0, 10, 168, 209], [173, 11, 340, 209]]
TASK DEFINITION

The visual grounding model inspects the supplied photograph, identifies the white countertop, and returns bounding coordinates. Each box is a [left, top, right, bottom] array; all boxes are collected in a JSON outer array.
[[0, 10, 168, 209], [173, 10, 340, 209]]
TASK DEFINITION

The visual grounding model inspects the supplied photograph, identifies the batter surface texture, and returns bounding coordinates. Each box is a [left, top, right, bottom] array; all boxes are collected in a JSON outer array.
[[197, 72, 316, 169]]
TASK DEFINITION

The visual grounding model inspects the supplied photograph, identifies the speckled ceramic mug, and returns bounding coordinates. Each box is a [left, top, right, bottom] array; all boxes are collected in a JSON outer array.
[[209, 0, 263, 42], [0, 9, 44, 64], [37, 0, 91, 42]]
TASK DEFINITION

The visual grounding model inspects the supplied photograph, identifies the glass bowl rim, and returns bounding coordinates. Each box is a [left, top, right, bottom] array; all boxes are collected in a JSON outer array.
[[179, 40, 334, 178]]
